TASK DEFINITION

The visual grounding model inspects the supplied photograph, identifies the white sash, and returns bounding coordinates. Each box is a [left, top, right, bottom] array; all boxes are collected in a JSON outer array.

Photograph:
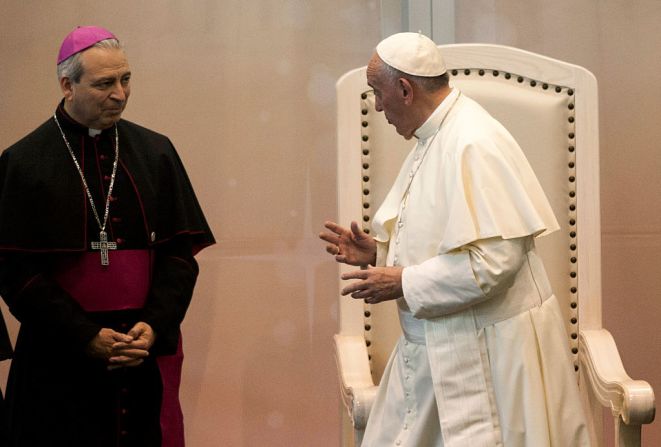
[[425, 310, 503, 447]]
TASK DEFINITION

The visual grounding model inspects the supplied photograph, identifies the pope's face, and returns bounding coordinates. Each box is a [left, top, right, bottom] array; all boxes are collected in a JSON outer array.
[[366, 54, 417, 140], [62, 47, 131, 129]]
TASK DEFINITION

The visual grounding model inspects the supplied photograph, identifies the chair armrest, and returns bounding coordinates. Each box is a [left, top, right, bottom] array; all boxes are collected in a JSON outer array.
[[334, 334, 379, 429], [579, 329, 656, 425]]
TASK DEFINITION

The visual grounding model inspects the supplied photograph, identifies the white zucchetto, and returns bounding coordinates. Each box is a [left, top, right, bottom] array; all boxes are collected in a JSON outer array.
[[376, 32, 447, 77]]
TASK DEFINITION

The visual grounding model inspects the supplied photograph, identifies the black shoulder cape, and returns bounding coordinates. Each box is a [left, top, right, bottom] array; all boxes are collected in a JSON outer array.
[[0, 108, 215, 253]]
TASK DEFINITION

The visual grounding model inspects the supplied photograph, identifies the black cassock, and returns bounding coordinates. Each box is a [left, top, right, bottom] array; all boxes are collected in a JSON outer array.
[[0, 310, 11, 445], [0, 102, 214, 447]]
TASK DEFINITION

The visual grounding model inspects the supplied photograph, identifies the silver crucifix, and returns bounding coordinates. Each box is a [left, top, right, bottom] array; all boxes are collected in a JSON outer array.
[[91, 230, 117, 266]]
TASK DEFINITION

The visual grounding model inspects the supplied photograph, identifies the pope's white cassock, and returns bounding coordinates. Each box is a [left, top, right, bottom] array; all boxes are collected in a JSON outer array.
[[361, 88, 591, 447]]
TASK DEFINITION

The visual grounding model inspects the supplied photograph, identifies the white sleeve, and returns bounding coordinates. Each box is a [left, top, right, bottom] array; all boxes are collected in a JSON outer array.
[[401, 236, 529, 319]]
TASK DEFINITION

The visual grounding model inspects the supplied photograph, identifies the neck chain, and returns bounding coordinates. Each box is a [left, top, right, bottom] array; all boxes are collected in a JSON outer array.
[[53, 113, 119, 265]]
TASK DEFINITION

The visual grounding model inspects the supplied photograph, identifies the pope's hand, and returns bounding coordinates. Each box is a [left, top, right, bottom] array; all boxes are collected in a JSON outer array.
[[319, 221, 376, 267], [341, 266, 403, 304]]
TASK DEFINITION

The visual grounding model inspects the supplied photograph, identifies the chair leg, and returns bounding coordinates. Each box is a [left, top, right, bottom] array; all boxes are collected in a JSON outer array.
[[354, 428, 364, 447], [615, 416, 641, 447]]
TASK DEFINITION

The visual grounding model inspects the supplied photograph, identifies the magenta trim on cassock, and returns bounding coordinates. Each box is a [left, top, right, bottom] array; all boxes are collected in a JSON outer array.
[[51, 250, 150, 312], [157, 336, 185, 447]]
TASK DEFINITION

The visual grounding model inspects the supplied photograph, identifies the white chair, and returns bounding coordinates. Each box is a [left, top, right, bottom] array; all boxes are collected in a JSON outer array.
[[334, 44, 655, 447]]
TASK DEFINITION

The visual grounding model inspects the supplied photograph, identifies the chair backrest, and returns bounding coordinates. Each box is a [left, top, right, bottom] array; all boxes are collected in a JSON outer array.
[[336, 42, 602, 430]]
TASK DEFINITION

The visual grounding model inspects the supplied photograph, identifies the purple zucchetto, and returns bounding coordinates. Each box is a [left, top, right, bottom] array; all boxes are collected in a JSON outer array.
[[57, 26, 117, 64]]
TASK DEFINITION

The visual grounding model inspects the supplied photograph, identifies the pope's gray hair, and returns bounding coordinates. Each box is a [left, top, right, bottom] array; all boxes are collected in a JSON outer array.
[[381, 62, 449, 93], [57, 38, 123, 83]]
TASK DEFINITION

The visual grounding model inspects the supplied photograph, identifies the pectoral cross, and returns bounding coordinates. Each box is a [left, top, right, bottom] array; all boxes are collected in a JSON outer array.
[[91, 230, 117, 266]]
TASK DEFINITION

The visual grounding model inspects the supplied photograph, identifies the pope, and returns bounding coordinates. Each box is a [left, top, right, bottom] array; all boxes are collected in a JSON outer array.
[[321, 32, 591, 446]]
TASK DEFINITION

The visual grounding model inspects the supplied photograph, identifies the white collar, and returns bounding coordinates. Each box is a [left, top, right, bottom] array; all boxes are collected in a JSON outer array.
[[414, 88, 460, 141]]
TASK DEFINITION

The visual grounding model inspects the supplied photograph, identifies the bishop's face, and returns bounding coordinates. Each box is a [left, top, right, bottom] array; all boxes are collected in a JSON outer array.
[[62, 46, 131, 130], [366, 54, 418, 140]]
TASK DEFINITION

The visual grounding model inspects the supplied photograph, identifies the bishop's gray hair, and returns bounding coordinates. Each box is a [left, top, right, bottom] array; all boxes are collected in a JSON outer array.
[[56, 38, 123, 83], [381, 62, 449, 93]]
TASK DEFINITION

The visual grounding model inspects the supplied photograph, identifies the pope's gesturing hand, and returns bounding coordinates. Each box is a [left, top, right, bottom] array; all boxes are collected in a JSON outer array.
[[341, 266, 403, 304], [319, 221, 376, 267], [320, 220, 403, 304]]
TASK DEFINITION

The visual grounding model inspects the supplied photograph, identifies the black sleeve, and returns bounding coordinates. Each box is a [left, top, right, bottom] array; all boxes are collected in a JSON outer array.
[[0, 307, 11, 360], [0, 254, 101, 351], [140, 235, 199, 356]]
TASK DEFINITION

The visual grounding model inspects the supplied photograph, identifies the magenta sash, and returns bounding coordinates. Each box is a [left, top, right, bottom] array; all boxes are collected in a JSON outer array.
[[52, 250, 151, 312]]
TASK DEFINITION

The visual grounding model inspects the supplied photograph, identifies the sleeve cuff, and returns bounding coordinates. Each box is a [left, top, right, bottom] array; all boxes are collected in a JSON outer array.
[[402, 250, 487, 319]]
